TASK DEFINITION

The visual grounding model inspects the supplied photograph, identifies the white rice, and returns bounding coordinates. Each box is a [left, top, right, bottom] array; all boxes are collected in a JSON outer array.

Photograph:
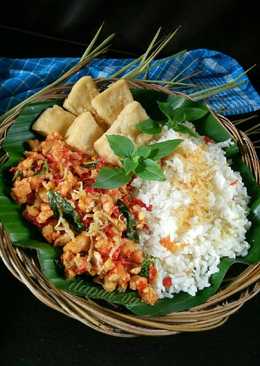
[[132, 126, 251, 299]]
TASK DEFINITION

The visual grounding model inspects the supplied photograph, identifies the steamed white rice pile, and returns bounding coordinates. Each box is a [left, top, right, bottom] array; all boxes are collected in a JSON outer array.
[[132, 126, 251, 299]]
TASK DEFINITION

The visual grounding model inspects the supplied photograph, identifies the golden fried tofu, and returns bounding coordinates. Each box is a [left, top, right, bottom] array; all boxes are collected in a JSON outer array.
[[32, 105, 75, 137], [63, 76, 99, 115], [91, 79, 134, 125], [94, 101, 152, 165], [65, 112, 104, 153]]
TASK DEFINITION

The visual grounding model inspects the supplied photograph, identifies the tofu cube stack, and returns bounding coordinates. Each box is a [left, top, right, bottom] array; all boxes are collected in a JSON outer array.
[[32, 77, 152, 164]]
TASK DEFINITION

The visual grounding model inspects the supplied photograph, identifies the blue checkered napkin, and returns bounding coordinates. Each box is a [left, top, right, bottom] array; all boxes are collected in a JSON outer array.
[[0, 49, 259, 116]]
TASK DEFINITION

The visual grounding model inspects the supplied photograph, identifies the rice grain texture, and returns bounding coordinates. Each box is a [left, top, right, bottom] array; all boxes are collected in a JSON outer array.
[[132, 126, 251, 298]]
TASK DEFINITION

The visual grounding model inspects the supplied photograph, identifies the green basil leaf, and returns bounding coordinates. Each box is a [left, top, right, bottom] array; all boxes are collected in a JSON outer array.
[[136, 159, 166, 181], [157, 101, 174, 119], [167, 95, 187, 109], [117, 200, 139, 241], [171, 108, 186, 124], [140, 255, 155, 277], [192, 112, 231, 142], [93, 167, 131, 189], [149, 139, 183, 160], [136, 118, 162, 135], [48, 191, 84, 232], [107, 135, 135, 158], [182, 107, 209, 121], [135, 145, 152, 159], [158, 99, 203, 136], [168, 95, 209, 114], [48, 191, 59, 217], [171, 107, 207, 124], [123, 157, 139, 175], [172, 123, 199, 137]]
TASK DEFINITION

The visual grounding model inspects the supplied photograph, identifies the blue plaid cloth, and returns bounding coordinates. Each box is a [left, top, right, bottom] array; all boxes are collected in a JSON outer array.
[[0, 49, 260, 116]]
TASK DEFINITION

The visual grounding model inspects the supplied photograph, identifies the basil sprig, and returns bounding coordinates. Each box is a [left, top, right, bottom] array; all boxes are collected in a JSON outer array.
[[93, 135, 183, 189], [137, 95, 209, 137]]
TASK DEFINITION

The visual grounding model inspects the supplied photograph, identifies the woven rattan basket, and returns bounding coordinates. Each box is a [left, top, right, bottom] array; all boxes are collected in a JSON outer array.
[[0, 79, 260, 337]]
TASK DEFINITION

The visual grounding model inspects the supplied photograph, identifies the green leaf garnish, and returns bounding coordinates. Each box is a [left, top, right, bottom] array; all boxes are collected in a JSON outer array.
[[123, 157, 139, 175], [158, 96, 209, 137], [135, 145, 152, 158], [157, 101, 174, 119], [117, 200, 139, 241], [93, 167, 131, 189], [171, 123, 199, 137], [107, 135, 135, 158], [136, 118, 162, 135], [136, 159, 166, 181], [149, 139, 183, 160], [168, 95, 208, 118], [48, 191, 84, 232], [94, 135, 182, 189], [167, 95, 187, 109], [140, 255, 155, 277]]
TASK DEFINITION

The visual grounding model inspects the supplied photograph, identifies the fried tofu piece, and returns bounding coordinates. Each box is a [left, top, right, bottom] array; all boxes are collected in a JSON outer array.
[[63, 232, 90, 254], [63, 76, 99, 115], [94, 101, 152, 165], [65, 112, 104, 153], [32, 105, 75, 137], [91, 79, 134, 125]]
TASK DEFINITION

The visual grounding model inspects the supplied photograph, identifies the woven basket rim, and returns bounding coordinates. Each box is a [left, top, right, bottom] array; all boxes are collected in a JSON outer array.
[[0, 79, 260, 337]]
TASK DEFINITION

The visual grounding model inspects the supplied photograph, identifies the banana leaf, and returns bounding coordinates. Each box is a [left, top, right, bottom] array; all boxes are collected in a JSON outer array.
[[0, 89, 259, 316]]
